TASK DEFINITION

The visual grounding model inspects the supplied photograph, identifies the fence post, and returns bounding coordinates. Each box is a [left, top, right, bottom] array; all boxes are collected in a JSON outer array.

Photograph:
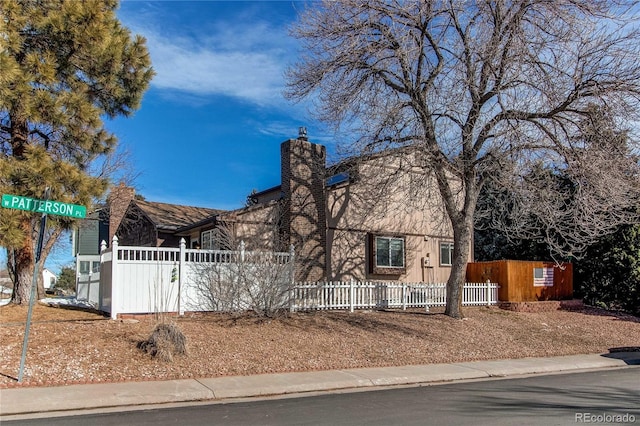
[[178, 238, 186, 315], [349, 280, 354, 313], [484, 280, 490, 306], [425, 283, 430, 313], [289, 245, 295, 313], [97, 240, 107, 312], [110, 236, 119, 320], [402, 283, 407, 310]]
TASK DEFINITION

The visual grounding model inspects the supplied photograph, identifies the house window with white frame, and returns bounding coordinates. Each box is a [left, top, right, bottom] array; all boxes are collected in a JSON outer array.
[[201, 229, 223, 250], [440, 241, 454, 266], [374, 236, 405, 269]]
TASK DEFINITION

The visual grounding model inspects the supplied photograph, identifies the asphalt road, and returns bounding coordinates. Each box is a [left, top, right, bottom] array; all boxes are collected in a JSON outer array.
[[5, 368, 639, 426]]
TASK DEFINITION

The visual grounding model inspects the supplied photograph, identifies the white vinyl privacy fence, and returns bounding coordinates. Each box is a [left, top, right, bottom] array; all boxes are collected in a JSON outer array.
[[82, 237, 294, 319], [78, 237, 498, 319]]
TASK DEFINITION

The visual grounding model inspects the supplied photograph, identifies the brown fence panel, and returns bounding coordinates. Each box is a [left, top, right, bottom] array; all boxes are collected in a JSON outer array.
[[467, 260, 573, 302]]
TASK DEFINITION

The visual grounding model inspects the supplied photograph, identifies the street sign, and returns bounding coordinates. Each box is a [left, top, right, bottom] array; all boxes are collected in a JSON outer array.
[[1, 194, 86, 218]]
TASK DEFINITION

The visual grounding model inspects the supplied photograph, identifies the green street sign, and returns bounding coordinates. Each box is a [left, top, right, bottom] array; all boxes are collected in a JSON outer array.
[[1, 194, 86, 218]]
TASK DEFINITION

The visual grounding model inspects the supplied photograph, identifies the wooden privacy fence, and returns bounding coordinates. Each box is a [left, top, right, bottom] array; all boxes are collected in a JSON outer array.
[[467, 260, 573, 302], [290, 281, 499, 312], [78, 238, 498, 318]]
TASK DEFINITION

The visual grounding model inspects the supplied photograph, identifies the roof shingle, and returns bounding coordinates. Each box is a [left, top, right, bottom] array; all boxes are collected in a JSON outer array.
[[134, 200, 223, 231]]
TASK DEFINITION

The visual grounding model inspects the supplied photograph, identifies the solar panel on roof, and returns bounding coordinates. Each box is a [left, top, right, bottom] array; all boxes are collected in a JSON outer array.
[[326, 172, 350, 186]]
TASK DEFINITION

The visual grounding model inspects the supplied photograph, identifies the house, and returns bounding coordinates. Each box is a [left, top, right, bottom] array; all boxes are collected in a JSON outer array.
[[73, 184, 223, 253], [107, 129, 469, 283], [112, 197, 223, 248], [0, 269, 11, 299], [42, 268, 57, 290]]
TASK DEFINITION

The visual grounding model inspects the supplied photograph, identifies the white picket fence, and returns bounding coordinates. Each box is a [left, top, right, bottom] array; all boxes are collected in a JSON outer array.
[[78, 238, 498, 318], [290, 281, 498, 312]]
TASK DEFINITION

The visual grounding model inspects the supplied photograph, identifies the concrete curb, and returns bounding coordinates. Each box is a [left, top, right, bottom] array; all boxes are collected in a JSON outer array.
[[197, 370, 374, 399], [457, 353, 634, 377], [0, 379, 215, 416], [1, 353, 638, 417]]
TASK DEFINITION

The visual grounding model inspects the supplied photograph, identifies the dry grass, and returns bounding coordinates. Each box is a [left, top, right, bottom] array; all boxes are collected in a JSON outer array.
[[1, 302, 639, 388]]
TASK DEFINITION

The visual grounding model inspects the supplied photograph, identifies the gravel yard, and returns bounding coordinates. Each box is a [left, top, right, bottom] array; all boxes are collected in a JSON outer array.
[[1, 303, 638, 389]]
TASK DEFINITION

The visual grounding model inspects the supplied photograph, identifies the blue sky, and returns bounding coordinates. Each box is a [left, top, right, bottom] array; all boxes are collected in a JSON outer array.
[[109, 0, 331, 210], [3, 0, 333, 273]]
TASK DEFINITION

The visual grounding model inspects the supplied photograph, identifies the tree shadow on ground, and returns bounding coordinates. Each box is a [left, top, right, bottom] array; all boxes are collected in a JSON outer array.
[[602, 350, 640, 365], [562, 306, 640, 324], [443, 373, 640, 422], [277, 308, 457, 339]]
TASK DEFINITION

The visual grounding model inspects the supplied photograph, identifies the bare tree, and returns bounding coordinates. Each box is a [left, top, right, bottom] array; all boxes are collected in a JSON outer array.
[[477, 106, 640, 257], [189, 223, 247, 312], [286, 0, 640, 318], [188, 212, 294, 317], [240, 247, 294, 317]]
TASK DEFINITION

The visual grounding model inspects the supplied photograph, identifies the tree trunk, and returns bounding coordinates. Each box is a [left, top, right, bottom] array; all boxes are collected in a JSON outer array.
[[9, 217, 41, 305], [10, 247, 35, 305], [444, 218, 473, 319]]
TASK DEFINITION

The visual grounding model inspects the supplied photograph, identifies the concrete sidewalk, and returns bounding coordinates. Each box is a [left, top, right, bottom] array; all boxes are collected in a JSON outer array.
[[1, 352, 638, 418]]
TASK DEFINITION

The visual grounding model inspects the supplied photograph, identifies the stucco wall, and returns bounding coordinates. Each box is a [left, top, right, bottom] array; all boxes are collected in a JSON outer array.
[[326, 151, 467, 283], [232, 202, 283, 251]]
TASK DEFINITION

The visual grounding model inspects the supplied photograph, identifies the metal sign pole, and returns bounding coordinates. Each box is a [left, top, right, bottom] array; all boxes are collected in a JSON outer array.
[[1, 189, 86, 382], [18, 189, 49, 382]]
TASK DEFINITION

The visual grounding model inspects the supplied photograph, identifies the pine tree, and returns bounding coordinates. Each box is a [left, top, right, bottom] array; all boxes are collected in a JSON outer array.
[[0, 0, 153, 303], [575, 223, 640, 315], [55, 266, 76, 291]]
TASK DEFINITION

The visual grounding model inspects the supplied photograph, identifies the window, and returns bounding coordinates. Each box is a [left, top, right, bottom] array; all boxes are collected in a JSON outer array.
[[440, 241, 454, 266], [78, 260, 100, 274], [376, 236, 405, 268], [369, 235, 406, 275], [201, 228, 229, 250], [200, 229, 217, 250]]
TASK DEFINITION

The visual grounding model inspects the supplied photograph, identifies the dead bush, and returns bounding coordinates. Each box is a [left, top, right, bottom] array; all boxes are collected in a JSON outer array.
[[137, 322, 187, 362]]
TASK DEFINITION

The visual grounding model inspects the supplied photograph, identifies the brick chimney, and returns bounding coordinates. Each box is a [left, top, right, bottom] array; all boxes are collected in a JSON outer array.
[[281, 132, 327, 281], [107, 183, 135, 244]]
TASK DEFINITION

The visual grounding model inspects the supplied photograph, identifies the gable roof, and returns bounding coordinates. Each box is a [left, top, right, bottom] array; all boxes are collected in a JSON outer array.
[[133, 200, 223, 231]]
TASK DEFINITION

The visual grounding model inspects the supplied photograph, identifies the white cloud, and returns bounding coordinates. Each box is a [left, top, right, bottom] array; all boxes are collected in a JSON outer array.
[[256, 121, 304, 138], [122, 7, 298, 107], [148, 36, 286, 105]]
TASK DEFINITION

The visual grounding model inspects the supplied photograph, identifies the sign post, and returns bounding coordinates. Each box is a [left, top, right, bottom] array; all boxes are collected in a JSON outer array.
[[1, 191, 86, 382]]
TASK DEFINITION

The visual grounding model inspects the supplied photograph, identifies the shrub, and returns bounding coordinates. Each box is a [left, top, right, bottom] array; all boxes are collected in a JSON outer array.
[[137, 322, 187, 362]]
